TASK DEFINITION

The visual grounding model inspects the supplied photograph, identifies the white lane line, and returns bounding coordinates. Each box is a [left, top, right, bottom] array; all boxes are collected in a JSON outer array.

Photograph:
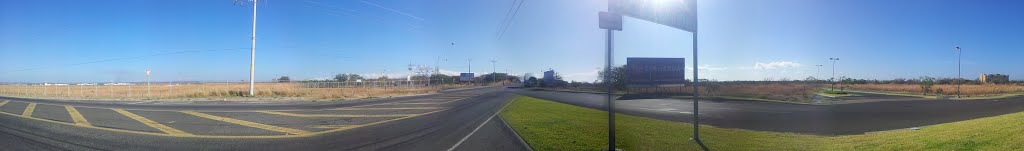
[[446, 99, 513, 151], [635, 106, 788, 114], [637, 107, 697, 115]]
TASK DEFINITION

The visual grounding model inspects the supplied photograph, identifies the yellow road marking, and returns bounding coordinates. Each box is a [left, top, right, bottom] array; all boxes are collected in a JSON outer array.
[[432, 97, 466, 100], [442, 98, 467, 104], [311, 125, 353, 129], [113, 109, 194, 136], [329, 107, 441, 110], [65, 106, 91, 126], [22, 103, 36, 117], [392, 102, 442, 105], [0, 104, 451, 139], [0, 100, 8, 107], [318, 109, 450, 132], [180, 111, 310, 135], [259, 111, 413, 118]]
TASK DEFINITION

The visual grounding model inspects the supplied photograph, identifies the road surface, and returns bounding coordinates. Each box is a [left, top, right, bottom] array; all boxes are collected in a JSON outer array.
[[0, 87, 530, 151]]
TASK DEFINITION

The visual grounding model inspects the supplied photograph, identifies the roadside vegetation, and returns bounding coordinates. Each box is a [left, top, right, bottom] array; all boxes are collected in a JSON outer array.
[[0, 72, 518, 100], [0, 82, 446, 100], [843, 76, 1024, 98], [501, 96, 1024, 151], [534, 81, 821, 104], [524, 66, 823, 103]]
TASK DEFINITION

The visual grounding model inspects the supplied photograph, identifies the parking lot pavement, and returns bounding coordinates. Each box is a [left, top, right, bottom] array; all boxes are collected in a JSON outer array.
[[0, 90, 488, 138]]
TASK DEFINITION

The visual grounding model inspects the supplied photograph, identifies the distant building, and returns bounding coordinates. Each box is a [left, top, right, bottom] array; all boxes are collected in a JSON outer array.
[[979, 74, 1009, 84]]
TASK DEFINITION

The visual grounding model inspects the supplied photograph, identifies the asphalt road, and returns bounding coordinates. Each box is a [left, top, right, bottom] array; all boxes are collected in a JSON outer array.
[[0, 87, 530, 151], [513, 89, 1024, 135]]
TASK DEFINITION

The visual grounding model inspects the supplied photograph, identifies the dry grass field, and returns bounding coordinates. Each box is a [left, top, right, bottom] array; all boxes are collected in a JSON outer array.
[[847, 84, 1024, 97], [0, 82, 477, 100]]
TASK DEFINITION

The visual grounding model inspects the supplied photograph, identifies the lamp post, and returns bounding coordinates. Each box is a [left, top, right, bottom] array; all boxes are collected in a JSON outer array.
[[829, 58, 839, 91], [955, 46, 961, 98], [815, 64, 823, 81]]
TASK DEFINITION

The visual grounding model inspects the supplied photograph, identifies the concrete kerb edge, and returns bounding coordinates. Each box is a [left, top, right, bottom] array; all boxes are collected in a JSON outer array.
[[497, 115, 534, 151]]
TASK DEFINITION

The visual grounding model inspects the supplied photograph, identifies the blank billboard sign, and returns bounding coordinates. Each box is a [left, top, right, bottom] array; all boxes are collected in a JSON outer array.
[[626, 58, 686, 87], [459, 73, 475, 82]]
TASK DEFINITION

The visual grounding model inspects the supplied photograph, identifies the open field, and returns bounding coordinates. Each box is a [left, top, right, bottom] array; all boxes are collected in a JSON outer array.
[[847, 84, 1024, 97], [0, 81, 480, 100], [501, 96, 1024, 150]]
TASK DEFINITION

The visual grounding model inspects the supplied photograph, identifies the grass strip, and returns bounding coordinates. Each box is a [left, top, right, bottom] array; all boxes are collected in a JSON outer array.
[[500, 96, 1024, 151]]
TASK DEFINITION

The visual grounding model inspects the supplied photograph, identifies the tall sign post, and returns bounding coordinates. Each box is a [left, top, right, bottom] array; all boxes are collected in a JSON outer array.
[[598, 11, 620, 151], [604, 0, 705, 150]]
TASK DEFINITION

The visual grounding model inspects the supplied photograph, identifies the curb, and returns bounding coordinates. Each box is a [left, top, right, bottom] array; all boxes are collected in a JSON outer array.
[[498, 115, 534, 151]]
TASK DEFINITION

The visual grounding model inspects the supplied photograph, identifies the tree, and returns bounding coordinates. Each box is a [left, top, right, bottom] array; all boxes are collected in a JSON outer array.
[[918, 76, 936, 95], [276, 76, 290, 83], [427, 74, 458, 85], [525, 77, 539, 87], [804, 76, 818, 82], [334, 74, 364, 82], [839, 76, 854, 92], [598, 65, 627, 91]]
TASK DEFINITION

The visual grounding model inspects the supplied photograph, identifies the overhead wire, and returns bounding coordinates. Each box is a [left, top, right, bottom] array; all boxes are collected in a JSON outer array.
[[1, 48, 250, 74], [495, 0, 521, 38], [497, 0, 526, 40]]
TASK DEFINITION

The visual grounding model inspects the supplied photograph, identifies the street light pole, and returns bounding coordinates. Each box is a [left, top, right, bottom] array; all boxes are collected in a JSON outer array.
[[956, 46, 961, 98], [829, 58, 839, 91], [815, 64, 822, 79], [815, 64, 823, 83]]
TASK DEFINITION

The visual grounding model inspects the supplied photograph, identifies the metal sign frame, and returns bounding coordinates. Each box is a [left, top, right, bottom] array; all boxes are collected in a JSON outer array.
[[599, 0, 706, 150]]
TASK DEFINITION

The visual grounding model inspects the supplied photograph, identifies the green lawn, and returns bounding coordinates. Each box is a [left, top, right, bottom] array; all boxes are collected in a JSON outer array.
[[500, 96, 1024, 151]]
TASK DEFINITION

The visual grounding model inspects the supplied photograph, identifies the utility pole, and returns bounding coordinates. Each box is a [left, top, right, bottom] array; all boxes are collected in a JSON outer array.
[[490, 59, 497, 84], [248, 0, 258, 97], [146, 68, 151, 97], [955, 46, 962, 98], [829, 58, 839, 91]]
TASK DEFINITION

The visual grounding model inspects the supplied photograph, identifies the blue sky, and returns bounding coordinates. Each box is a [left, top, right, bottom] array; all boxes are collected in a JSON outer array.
[[1, 0, 1022, 83]]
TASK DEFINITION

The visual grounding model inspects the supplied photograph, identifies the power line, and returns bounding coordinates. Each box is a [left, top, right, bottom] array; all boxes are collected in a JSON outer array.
[[1, 48, 250, 74], [497, 0, 526, 39], [303, 0, 423, 32], [359, 0, 425, 21], [495, 0, 520, 38]]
